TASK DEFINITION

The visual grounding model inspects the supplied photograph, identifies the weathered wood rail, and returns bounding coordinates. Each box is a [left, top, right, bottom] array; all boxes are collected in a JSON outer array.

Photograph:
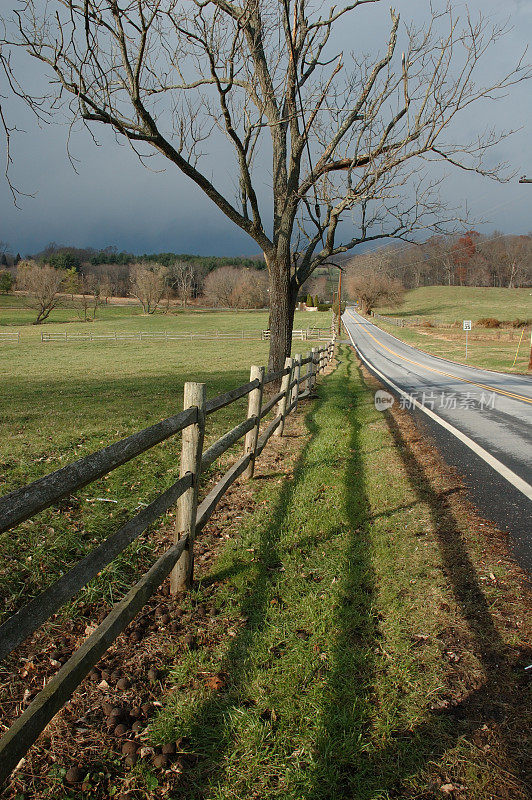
[[0, 339, 335, 785]]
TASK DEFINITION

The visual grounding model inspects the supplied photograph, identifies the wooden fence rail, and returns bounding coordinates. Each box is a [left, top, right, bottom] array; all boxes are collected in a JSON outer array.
[[0, 339, 335, 785]]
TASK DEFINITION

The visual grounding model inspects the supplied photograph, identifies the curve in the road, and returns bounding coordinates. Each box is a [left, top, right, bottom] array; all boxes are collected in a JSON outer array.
[[343, 309, 532, 504], [345, 310, 532, 405]]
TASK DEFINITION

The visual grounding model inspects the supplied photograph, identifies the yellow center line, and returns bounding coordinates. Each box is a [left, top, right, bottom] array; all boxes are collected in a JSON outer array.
[[346, 311, 532, 405]]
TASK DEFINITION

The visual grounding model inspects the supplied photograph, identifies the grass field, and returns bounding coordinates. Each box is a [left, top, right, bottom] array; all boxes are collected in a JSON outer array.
[[374, 285, 532, 324], [370, 286, 532, 372], [0, 294, 332, 334], [0, 308, 331, 623]]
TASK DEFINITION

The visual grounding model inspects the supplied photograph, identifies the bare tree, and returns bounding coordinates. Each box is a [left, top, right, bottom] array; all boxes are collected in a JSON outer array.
[[170, 261, 195, 308], [16, 261, 64, 324], [98, 276, 113, 304], [346, 264, 404, 315], [500, 235, 531, 288], [130, 262, 168, 313], [76, 273, 103, 321], [4, 1, 530, 369], [203, 265, 240, 307]]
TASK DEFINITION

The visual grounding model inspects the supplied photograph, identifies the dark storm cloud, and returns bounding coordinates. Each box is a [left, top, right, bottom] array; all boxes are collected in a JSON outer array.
[[0, 0, 530, 257]]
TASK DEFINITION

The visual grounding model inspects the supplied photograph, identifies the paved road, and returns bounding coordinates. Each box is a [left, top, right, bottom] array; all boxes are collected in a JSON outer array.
[[343, 308, 532, 570]]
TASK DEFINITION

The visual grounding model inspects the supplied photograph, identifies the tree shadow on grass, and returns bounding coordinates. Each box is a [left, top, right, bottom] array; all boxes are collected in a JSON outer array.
[[159, 347, 375, 799], [299, 348, 377, 799], [305, 354, 531, 799]]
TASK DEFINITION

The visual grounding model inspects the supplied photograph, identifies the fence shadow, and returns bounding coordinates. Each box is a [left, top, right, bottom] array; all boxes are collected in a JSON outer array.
[[301, 348, 376, 798], [304, 353, 530, 798], [160, 348, 374, 798]]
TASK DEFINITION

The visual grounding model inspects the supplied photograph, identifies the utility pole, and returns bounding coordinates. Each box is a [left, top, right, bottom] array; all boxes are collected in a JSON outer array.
[[518, 176, 532, 368], [337, 269, 342, 336]]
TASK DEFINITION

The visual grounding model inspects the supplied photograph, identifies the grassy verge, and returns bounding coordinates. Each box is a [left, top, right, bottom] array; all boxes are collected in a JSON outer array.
[[369, 319, 531, 373], [131, 345, 530, 800]]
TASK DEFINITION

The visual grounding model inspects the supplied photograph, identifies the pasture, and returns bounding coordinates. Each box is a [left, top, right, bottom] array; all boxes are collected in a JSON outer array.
[[373, 285, 532, 324], [371, 286, 532, 372], [0, 307, 331, 623]]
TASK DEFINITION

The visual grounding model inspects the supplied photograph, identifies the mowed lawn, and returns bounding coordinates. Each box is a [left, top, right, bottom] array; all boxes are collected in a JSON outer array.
[[0, 295, 331, 335], [371, 286, 532, 373], [0, 308, 330, 621]]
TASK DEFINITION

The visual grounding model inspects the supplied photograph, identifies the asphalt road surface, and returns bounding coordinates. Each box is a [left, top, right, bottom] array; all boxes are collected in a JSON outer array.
[[343, 308, 532, 571]]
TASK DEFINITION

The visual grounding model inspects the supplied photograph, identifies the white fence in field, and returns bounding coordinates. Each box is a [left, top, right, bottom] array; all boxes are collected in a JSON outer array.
[[0, 332, 20, 342], [38, 328, 333, 343]]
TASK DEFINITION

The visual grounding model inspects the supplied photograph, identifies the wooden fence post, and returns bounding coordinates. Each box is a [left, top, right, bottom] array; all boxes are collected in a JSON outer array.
[[310, 348, 318, 391], [170, 382, 206, 594], [291, 353, 302, 411], [243, 365, 265, 480], [304, 350, 312, 394], [274, 356, 293, 437]]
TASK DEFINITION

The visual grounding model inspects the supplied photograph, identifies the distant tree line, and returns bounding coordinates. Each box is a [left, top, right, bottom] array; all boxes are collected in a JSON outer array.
[[0, 242, 272, 323], [345, 231, 532, 295], [2, 232, 530, 323]]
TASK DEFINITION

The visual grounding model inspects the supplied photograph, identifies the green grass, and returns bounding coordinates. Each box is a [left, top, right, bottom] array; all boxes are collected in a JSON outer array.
[[0, 295, 332, 334], [142, 346, 529, 799], [370, 321, 531, 373], [368, 286, 532, 372], [0, 308, 330, 621], [374, 285, 532, 324]]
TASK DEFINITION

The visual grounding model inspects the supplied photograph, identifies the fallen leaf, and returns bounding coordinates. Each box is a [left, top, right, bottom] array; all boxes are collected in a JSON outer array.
[[204, 673, 226, 692]]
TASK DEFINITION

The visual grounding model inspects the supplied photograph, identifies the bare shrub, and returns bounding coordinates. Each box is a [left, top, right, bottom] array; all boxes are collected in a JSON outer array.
[[231, 270, 268, 309], [203, 267, 240, 308], [203, 267, 268, 309]]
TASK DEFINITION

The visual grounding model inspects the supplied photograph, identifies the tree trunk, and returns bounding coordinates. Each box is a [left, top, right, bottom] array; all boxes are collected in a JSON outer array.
[[267, 258, 297, 375]]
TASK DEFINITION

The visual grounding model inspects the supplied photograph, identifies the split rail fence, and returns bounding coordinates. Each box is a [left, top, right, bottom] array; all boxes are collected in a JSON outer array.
[[0, 340, 334, 785]]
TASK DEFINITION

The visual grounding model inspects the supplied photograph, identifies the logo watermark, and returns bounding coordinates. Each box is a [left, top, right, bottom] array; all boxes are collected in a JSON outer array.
[[373, 389, 498, 413], [374, 390, 395, 411], [398, 390, 497, 412]]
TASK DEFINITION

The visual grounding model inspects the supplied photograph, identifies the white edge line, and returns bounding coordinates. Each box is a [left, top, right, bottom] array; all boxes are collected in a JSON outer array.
[[346, 308, 532, 384], [344, 325, 532, 503]]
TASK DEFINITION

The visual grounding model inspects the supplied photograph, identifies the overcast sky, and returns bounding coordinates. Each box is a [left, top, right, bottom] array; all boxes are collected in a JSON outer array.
[[1, 0, 531, 258]]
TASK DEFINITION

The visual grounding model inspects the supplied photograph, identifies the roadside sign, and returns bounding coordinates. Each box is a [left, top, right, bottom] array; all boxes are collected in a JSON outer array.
[[463, 320, 471, 359]]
